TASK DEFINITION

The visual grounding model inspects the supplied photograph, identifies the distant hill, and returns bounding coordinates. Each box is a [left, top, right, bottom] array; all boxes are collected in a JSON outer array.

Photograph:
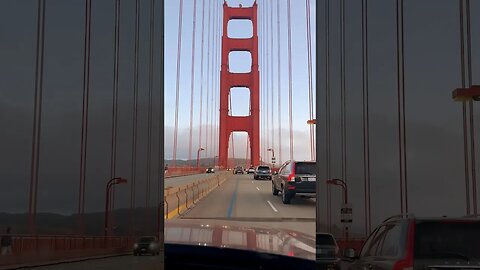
[[0, 208, 159, 236], [164, 158, 258, 168]]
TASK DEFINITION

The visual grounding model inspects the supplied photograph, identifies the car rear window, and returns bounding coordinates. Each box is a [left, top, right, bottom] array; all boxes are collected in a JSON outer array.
[[258, 166, 270, 171], [316, 234, 335, 245], [139, 237, 155, 243], [295, 162, 316, 175], [414, 221, 480, 259]]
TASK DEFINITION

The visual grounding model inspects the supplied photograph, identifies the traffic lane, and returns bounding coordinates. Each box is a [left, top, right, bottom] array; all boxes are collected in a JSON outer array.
[[248, 176, 316, 219], [180, 174, 315, 236], [29, 255, 164, 270], [165, 172, 217, 189]]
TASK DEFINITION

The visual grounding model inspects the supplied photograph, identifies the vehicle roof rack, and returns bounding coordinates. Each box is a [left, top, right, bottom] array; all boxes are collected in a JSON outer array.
[[382, 213, 415, 223]]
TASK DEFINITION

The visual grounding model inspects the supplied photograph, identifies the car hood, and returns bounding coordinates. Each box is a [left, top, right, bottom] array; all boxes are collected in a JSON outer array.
[[164, 220, 315, 260]]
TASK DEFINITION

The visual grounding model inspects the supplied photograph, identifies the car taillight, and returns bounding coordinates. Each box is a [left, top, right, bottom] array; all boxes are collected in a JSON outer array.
[[393, 220, 415, 270], [288, 174, 295, 182]]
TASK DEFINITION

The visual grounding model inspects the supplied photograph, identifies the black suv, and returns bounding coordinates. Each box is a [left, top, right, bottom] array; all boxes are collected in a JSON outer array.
[[272, 160, 316, 204], [342, 215, 480, 270]]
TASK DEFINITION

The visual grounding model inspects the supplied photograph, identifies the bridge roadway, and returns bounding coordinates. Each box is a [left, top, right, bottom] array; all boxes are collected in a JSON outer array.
[[179, 173, 316, 236], [24, 174, 315, 270]]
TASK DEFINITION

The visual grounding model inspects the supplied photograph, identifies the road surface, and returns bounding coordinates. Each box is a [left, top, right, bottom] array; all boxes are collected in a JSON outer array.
[[178, 173, 316, 236]]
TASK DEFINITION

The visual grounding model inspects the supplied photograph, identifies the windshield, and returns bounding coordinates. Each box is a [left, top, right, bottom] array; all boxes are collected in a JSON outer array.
[[316, 234, 335, 246], [257, 166, 270, 171], [414, 221, 480, 258], [295, 162, 316, 175]]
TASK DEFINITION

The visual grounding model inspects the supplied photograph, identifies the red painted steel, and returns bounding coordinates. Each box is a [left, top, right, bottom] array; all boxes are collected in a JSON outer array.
[[219, 2, 260, 168]]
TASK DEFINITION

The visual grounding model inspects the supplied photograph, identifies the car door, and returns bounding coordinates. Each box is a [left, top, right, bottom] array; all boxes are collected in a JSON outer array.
[[350, 226, 386, 270], [279, 161, 291, 189], [373, 222, 406, 270], [274, 161, 288, 189]]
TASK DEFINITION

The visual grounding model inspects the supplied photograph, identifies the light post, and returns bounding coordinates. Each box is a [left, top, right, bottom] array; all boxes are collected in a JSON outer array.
[[326, 178, 349, 241], [104, 177, 127, 237], [307, 119, 317, 125], [326, 178, 348, 204], [267, 148, 275, 168], [196, 147, 205, 168]]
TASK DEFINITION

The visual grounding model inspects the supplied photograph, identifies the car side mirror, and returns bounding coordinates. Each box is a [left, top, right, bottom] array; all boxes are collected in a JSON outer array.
[[343, 248, 357, 260]]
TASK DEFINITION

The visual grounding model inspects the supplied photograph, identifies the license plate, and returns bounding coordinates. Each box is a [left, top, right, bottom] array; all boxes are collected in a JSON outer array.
[[308, 177, 316, 182]]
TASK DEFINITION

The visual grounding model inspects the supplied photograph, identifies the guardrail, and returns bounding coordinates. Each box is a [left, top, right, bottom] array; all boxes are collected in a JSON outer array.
[[0, 235, 134, 269], [164, 172, 230, 219]]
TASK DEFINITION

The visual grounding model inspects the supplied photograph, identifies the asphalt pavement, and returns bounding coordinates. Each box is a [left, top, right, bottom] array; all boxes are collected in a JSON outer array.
[[178, 173, 316, 236]]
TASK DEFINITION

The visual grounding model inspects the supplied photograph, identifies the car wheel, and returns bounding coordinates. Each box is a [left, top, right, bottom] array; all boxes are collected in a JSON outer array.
[[282, 187, 291, 204], [272, 182, 279, 195]]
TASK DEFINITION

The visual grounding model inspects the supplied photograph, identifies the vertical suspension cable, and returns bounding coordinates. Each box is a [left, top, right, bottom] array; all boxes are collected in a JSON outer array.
[[173, 0, 184, 166], [210, 0, 217, 160], [266, 0, 270, 164], [459, 0, 470, 215], [130, 0, 140, 233], [205, 0, 211, 160], [198, 0, 206, 160], [188, 0, 198, 162], [146, 0, 155, 228], [276, 0, 282, 165], [270, 0, 274, 166], [287, 0, 293, 161], [306, 0, 314, 161], [110, 0, 121, 215], [78, 0, 92, 234], [340, 0, 346, 181], [325, 0, 332, 232], [230, 94, 235, 166], [216, 0, 222, 159], [362, 0, 372, 234], [28, 0, 46, 234], [466, 0, 477, 214], [396, 0, 408, 216]]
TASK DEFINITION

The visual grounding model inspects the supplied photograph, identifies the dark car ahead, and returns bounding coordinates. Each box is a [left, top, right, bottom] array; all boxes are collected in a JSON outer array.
[[234, 166, 244, 174], [342, 215, 480, 270], [317, 233, 340, 270], [247, 166, 255, 174], [133, 236, 160, 256], [272, 160, 316, 204], [254, 165, 272, 180], [206, 167, 215, 173]]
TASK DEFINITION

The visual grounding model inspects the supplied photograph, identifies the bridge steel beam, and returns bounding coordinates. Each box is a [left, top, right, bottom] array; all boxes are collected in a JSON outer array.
[[219, 2, 259, 168]]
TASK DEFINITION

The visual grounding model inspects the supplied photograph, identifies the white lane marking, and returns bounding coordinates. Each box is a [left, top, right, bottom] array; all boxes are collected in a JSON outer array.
[[267, 200, 278, 212], [256, 187, 260, 191], [251, 181, 254, 184]]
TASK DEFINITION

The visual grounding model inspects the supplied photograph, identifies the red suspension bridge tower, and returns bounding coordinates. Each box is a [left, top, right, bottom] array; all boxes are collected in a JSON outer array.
[[219, 2, 260, 168]]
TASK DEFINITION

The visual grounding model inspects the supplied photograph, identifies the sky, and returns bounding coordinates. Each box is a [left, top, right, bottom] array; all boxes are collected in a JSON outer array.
[[164, 0, 317, 163], [0, 0, 480, 236]]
